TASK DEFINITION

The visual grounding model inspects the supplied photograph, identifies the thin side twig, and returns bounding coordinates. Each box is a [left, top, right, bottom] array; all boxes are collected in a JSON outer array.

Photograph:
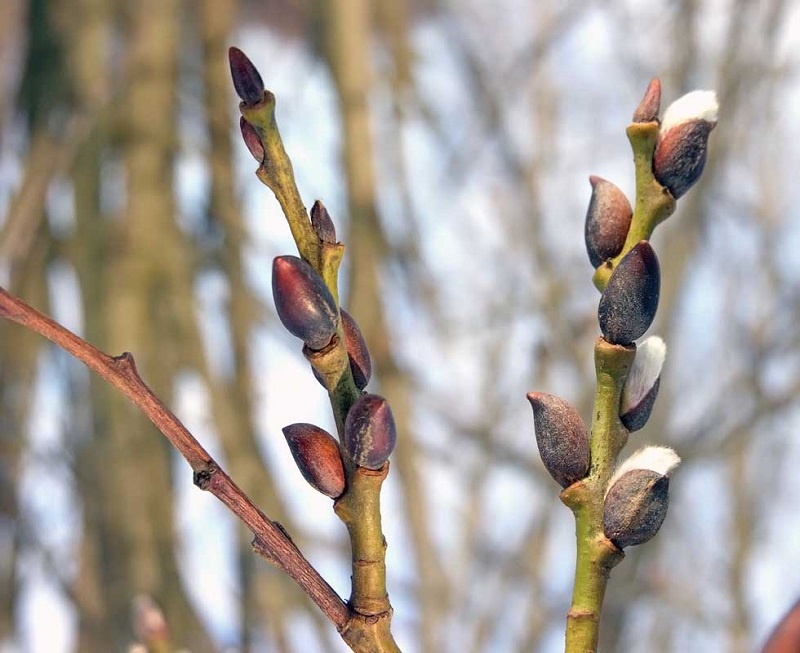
[[0, 285, 350, 631]]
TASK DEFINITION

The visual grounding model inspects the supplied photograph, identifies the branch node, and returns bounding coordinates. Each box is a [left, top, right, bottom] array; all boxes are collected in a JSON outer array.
[[192, 462, 219, 490]]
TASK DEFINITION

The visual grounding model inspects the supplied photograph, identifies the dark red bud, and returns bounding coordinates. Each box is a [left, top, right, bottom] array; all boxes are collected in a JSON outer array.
[[762, 599, 800, 653], [598, 242, 660, 345], [282, 423, 346, 498], [272, 255, 338, 350], [526, 392, 590, 488], [632, 78, 662, 123], [240, 117, 265, 163], [344, 394, 396, 470], [653, 120, 714, 199], [341, 309, 372, 390], [310, 200, 337, 244], [603, 469, 669, 549], [229, 46, 265, 106], [585, 176, 633, 268], [621, 376, 660, 432]]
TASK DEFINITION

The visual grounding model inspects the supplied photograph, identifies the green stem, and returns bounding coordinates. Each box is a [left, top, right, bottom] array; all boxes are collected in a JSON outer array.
[[240, 95, 321, 269], [593, 122, 676, 292], [562, 338, 634, 652], [243, 87, 398, 650]]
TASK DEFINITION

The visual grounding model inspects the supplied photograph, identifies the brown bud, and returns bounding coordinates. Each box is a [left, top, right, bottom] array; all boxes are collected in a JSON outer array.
[[341, 309, 372, 390], [585, 176, 633, 268], [240, 117, 265, 163], [228, 47, 265, 106], [272, 255, 338, 350], [131, 595, 169, 646], [310, 200, 337, 244], [653, 119, 715, 199], [282, 423, 346, 498], [603, 469, 669, 549], [344, 394, 397, 470], [632, 78, 662, 123], [762, 599, 800, 653], [598, 241, 660, 345], [526, 392, 590, 488]]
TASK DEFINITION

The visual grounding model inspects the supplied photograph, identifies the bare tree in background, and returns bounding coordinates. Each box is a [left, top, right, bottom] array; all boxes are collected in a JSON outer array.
[[1, 0, 799, 651]]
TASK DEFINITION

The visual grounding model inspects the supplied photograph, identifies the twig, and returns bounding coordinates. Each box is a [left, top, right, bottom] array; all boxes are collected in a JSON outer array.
[[0, 285, 350, 631]]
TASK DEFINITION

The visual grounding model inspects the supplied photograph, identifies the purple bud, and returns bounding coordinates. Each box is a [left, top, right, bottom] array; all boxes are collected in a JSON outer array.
[[344, 394, 396, 470], [653, 120, 715, 199], [632, 78, 662, 123], [240, 117, 265, 163], [598, 241, 660, 345], [310, 200, 337, 244], [272, 255, 338, 350], [585, 176, 633, 268], [603, 469, 669, 549], [653, 90, 718, 199], [341, 309, 372, 390], [282, 423, 346, 498], [229, 47, 265, 106], [526, 392, 590, 488]]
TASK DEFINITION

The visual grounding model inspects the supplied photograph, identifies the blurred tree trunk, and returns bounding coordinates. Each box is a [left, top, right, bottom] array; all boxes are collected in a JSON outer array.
[[69, 0, 213, 649]]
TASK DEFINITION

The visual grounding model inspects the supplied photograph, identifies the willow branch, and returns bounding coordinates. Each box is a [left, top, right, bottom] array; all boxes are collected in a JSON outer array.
[[0, 284, 350, 631]]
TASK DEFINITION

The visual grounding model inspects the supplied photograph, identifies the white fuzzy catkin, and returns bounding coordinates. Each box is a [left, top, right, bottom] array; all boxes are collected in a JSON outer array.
[[620, 336, 666, 416], [606, 446, 681, 496], [660, 90, 719, 134]]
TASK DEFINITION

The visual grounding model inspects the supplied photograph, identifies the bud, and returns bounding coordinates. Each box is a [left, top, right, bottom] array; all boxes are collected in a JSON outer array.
[[341, 309, 372, 390], [598, 241, 660, 345], [632, 78, 662, 123], [653, 90, 718, 199], [240, 117, 265, 163], [620, 336, 666, 431], [585, 176, 633, 268], [526, 392, 590, 489], [228, 47, 265, 106], [603, 446, 679, 549], [282, 423, 346, 498], [344, 394, 397, 470], [272, 255, 339, 350], [131, 595, 169, 646], [762, 599, 800, 653], [310, 200, 337, 244]]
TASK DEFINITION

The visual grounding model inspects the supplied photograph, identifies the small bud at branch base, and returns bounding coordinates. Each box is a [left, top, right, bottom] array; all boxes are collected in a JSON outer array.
[[632, 78, 661, 123], [240, 117, 265, 163], [310, 200, 337, 244]]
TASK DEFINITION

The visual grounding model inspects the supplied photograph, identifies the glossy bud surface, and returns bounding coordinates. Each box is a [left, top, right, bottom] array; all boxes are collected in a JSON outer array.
[[344, 394, 397, 470], [283, 423, 346, 498], [272, 255, 338, 350]]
